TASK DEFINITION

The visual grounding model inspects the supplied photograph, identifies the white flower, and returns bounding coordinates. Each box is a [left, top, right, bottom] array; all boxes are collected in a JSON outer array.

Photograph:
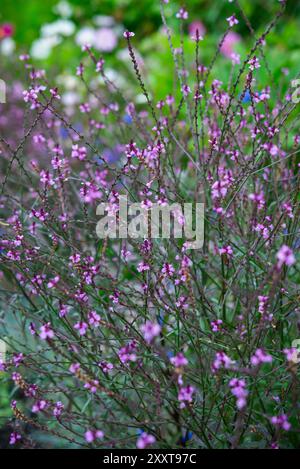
[[94, 28, 118, 52], [30, 36, 61, 60], [75, 27, 96, 47], [0, 37, 15, 56], [53, 1, 73, 18], [41, 20, 75, 37]]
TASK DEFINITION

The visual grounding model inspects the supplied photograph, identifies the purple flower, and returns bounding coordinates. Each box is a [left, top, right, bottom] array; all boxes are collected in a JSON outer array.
[[53, 401, 64, 417], [226, 15, 239, 27], [271, 414, 291, 431], [74, 321, 88, 336], [9, 432, 21, 445], [178, 385, 195, 408], [176, 8, 188, 20], [136, 432, 156, 449], [141, 321, 161, 344], [39, 323, 54, 340], [123, 31, 135, 39], [276, 245, 295, 268], [250, 349, 273, 366], [85, 429, 104, 443], [229, 378, 248, 410], [170, 352, 188, 368]]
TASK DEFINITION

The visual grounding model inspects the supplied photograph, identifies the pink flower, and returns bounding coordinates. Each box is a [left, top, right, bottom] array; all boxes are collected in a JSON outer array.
[[161, 263, 175, 277], [88, 310, 101, 327], [39, 323, 54, 340], [212, 352, 235, 372], [188, 21, 205, 39], [176, 8, 188, 20], [231, 52, 241, 65], [9, 432, 21, 445], [47, 275, 60, 288], [248, 56, 261, 71], [94, 28, 117, 52], [178, 385, 195, 408], [74, 321, 88, 336], [226, 15, 239, 27], [219, 245, 233, 257], [98, 361, 114, 373], [283, 348, 298, 363], [32, 399, 48, 413], [170, 352, 188, 368], [137, 261, 150, 273], [181, 85, 191, 97], [53, 401, 64, 417], [84, 380, 99, 393], [229, 378, 248, 410], [141, 321, 161, 344], [211, 319, 223, 332], [250, 348, 273, 366], [118, 341, 137, 364], [271, 414, 291, 431], [69, 362, 80, 374], [96, 59, 105, 73], [85, 429, 104, 443], [71, 144, 87, 160], [0, 23, 14, 38], [137, 432, 156, 449], [220, 31, 241, 58], [276, 245, 295, 268]]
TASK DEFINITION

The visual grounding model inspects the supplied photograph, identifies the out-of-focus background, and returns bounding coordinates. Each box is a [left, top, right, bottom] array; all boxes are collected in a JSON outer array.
[[1, 0, 300, 98]]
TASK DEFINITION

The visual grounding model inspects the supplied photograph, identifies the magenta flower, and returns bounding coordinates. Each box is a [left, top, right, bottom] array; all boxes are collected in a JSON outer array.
[[250, 349, 273, 366], [118, 341, 137, 364], [219, 245, 233, 257], [0, 23, 14, 38], [188, 20, 205, 39], [32, 399, 48, 413], [9, 432, 21, 445], [69, 363, 80, 374], [276, 245, 296, 268], [85, 429, 104, 443], [181, 85, 191, 97], [47, 275, 60, 289], [176, 8, 188, 20], [283, 348, 298, 363], [178, 385, 195, 408], [137, 261, 150, 273], [248, 56, 261, 71], [74, 321, 88, 336], [137, 432, 156, 449], [229, 379, 248, 410], [39, 323, 54, 340], [53, 401, 64, 417], [226, 15, 239, 27], [141, 321, 161, 344], [123, 31, 135, 39], [220, 31, 241, 58], [271, 414, 291, 431], [88, 311, 101, 327], [211, 319, 223, 332], [71, 144, 87, 161], [212, 352, 235, 372], [170, 352, 188, 368], [161, 263, 175, 277]]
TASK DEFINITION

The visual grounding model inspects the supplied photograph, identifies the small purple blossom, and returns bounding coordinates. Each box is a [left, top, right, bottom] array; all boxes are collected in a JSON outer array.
[[136, 432, 156, 449], [140, 321, 161, 344]]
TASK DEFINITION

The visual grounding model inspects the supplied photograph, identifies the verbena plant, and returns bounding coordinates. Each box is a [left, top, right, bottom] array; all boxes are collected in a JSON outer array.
[[0, 0, 299, 449]]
